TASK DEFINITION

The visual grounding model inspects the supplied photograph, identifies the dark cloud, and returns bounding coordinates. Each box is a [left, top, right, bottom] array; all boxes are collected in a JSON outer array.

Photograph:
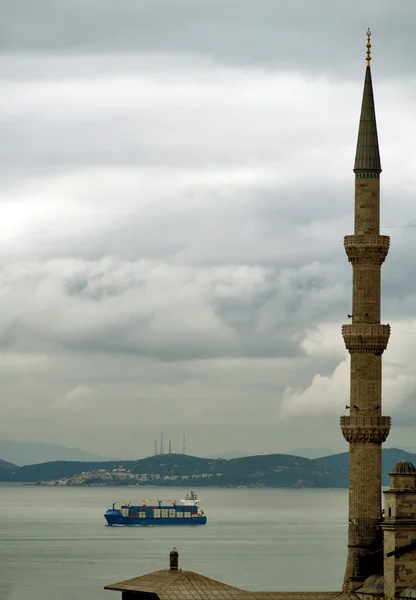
[[0, 259, 340, 360], [2, 0, 416, 77]]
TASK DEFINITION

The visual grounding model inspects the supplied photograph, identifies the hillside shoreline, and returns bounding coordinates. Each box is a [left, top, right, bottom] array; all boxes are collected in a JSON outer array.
[[1, 448, 413, 488]]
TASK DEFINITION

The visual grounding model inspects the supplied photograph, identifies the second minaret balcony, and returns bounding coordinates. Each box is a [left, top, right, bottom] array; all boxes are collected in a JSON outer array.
[[344, 235, 390, 265], [342, 324, 390, 355], [341, 415, 391, 443]]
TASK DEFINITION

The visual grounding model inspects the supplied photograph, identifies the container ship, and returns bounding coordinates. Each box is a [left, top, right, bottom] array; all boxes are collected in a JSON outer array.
[[104, 491, 207, 526]]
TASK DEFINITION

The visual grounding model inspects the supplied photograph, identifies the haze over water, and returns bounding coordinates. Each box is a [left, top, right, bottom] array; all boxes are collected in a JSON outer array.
[[0, 485, 347, 600]]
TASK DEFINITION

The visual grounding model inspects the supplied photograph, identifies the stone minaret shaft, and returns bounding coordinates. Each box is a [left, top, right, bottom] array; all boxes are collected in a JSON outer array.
[[341, 31, 391, 590]]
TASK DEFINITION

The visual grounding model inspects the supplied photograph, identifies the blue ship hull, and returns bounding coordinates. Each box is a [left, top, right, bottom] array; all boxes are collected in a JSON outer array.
[[105, 512, 207, 526]]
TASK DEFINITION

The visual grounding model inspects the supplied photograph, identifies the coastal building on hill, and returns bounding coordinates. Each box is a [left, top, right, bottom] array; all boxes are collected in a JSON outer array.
[[105, 31, 416, 600]]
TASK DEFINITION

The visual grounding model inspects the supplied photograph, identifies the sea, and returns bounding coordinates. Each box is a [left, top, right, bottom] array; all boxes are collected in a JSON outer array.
[[0, 484, 348, 600]]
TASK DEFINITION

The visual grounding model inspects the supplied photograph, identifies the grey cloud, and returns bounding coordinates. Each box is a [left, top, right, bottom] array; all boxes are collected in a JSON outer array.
[[0, 344, 346, 456], [2, 0, 416, 77], [0, 259, 340, 361], [0, 1, 415, 457], [0, 252, 410, 369]]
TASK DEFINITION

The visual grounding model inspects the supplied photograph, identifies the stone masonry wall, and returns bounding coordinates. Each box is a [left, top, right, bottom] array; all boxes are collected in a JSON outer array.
[[354, 177, 380, 235], [384, 530, 416, 599]]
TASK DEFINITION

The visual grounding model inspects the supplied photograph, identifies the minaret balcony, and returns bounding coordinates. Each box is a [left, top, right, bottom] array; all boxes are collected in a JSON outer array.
[[341, 415, 391, 443], [342, 323, 390, 355], [344, 235, 390, 265]]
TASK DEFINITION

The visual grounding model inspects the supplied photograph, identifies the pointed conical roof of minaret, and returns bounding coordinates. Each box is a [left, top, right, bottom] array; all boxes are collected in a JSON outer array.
[[354, 30, 381, 173]]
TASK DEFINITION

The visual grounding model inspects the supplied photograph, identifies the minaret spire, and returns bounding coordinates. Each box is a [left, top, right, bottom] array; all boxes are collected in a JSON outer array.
[[341, 31, 391, 590], [354, 29, 381, 173]]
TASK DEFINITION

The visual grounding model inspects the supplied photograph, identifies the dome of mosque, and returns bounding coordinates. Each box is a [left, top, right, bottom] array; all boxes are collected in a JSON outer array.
[[392, 461, 416, 475]]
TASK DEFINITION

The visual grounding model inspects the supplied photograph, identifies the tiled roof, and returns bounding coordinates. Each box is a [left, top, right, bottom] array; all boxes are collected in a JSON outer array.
[[105, 569, 245, 598], [105, 549, 342, 600], [252, 593, 340, 600], [105, 569, 340, 600]]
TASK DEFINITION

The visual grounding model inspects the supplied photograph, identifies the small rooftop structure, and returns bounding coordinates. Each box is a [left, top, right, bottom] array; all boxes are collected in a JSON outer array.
[[391, 461, 416, 476], [388, 460, 416, 492]]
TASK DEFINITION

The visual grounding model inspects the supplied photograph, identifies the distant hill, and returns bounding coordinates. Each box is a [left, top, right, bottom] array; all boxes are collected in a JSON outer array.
[[0, 458, 18, 470], [0, 439, 106, 466], [287, 447, 335, 459], [205, 451, 248, 459], [207, 449, 336, 460], [313, 448, 416, 486], [1, 449, 415, 488], [0, 452, 344, 487], [1, 459, 127, 482]]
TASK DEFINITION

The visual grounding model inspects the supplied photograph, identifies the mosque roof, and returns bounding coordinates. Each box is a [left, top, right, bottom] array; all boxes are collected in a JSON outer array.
[[105, 567, 340, 600], [105, 568, 245, 599], [105, 549, 340, 600], [254, 594, 338, 600]]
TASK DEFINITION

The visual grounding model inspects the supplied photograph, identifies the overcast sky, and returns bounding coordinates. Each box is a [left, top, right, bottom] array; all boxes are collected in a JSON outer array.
[[1, 0, 416, 459]]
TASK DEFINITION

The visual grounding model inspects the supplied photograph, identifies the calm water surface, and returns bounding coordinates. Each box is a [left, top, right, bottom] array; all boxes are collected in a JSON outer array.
[[0, 485, 348, 600]]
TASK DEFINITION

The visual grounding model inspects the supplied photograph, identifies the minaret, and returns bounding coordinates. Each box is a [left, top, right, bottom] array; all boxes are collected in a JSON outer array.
[[341, 30, 391, 589]]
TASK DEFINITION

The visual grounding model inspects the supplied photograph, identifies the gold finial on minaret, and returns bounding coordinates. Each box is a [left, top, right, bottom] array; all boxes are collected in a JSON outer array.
[[366, 28, 372, 66]]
